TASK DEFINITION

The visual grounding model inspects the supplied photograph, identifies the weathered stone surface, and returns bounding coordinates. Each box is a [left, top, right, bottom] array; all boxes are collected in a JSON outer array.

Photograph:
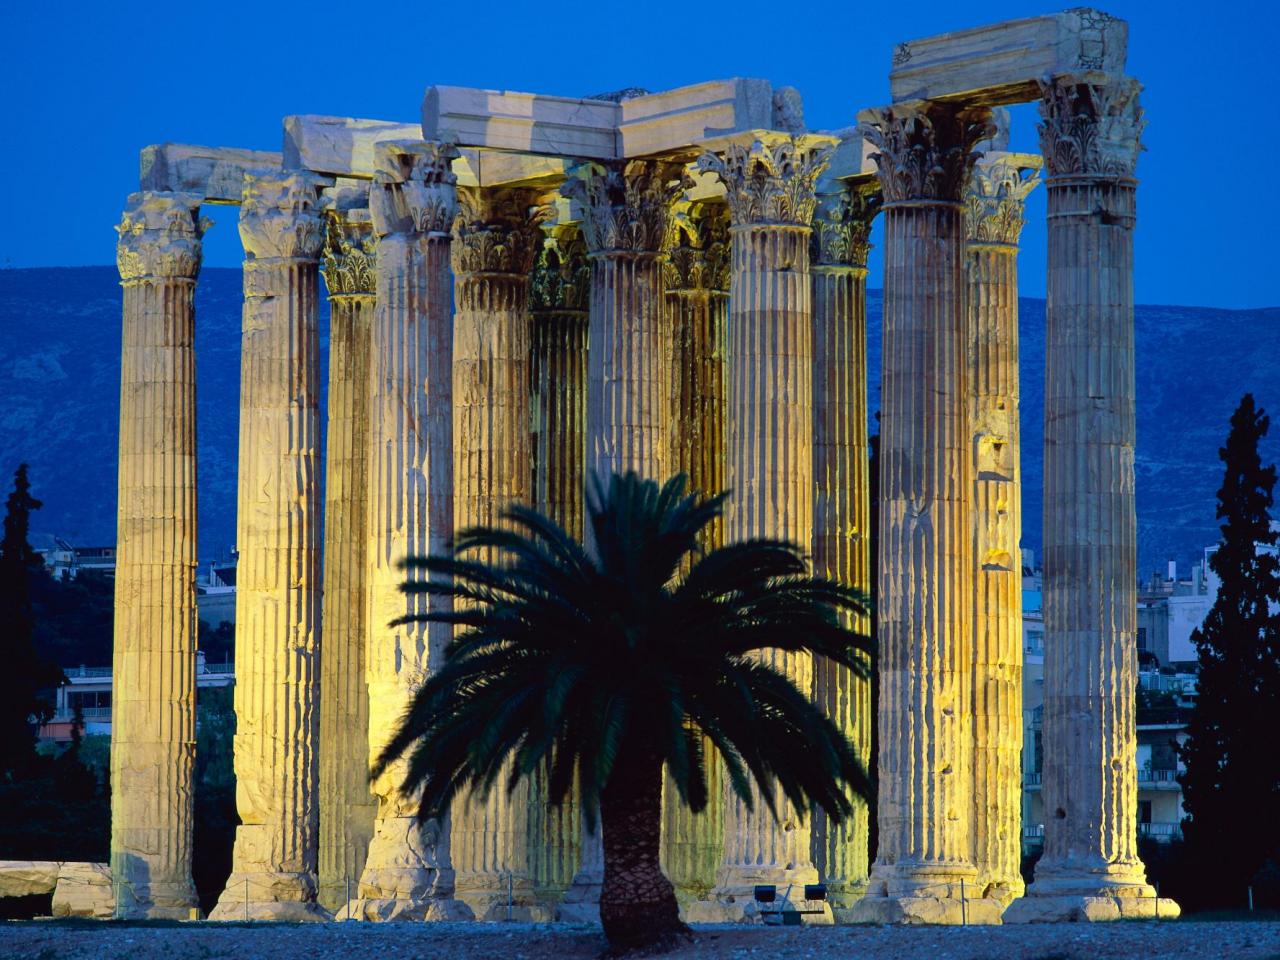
[[425, 87, 619, 159], [139, 144, 283, 203], [52, 863, 115, 919], [210, 174, 327, 922], [353, 141, 459, 921], [111, 191, 203, 920], [617, 79, 774, 157], [317, 210, 378, 912], [848, 895, 1003, 925], [890, 9, 1128, 106], [0, 861, 61, 898], [851, 102, 997, 924], [965, 151, 1039, 907]]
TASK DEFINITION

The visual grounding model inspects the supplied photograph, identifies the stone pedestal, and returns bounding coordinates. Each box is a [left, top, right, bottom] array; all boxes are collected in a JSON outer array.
[[697, 135, 833, 920], [449, 187, 550, 921], [659, 202, 729, 910], [559, 160, 681, 916], [211, 174, 327, 922], [964, 153, 1039, 907], [110, 191, 205, 920], [1005, 74, 1178, 924], [317, 211, 378, 912], [809, 183, 879, 920], [528, 228, 589, 910], [349, 142, 462, 922], [850, 103, 1002, 926]]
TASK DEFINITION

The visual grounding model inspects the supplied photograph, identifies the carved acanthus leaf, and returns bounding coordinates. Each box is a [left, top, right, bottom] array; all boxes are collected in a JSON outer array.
[[238, 174, 326, 260], [452, 188, 547, 276], [563, 160, 684, 254], [662, 202, 730, 291], [115, 191, 208, 281], [695, 136, 832, 227], [965, 154, 1042, 245], [1037, 74, 1144, 178], [811, 183, 882, 268], [322, 212, 377, 295], [370, 141, 460, 237], [530, 229, 590, 313], [858, 104, 994, 203]]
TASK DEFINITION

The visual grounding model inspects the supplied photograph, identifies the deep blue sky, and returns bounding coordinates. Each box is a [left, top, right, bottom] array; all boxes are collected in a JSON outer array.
[[6, 0, 1275, 308]]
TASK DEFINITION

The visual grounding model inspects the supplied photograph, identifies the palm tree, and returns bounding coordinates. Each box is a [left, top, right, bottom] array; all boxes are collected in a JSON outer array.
[[373, 473, 872, 954]]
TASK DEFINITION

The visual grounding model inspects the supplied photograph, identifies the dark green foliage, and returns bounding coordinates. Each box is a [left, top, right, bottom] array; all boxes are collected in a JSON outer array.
[[30, 569, 114, 667], [193, 684, 238, 914], [374, 473, 873, 953], [198, 620, 235, 664], [0, 464, 66, 779], [1176, 394, 1280, 911]]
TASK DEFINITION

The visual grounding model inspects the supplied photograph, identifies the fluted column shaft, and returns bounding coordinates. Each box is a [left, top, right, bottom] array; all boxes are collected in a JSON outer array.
[[697, 136, 832, 902], [354, 142, 459, 921], [965, 152, 1038, 906], [810, 185, 878, 912], [110, 191, 204, 919], [449, 189, 543, 919], [212, 175, 326, 921], [1018, 76, 1160, 915], [660, 203, 729, 905], [317, 212, 377, 911]]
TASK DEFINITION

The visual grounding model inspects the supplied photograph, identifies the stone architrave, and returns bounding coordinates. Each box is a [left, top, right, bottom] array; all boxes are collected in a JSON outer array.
[[449, 186, 548, 921], [527, 226, 589, 910], [693, 134, 833, 921], [317, 210, 378, 912], [558, 159, 683, 922], [659, 200, 730, 910], [349, 141, 465, 922], [110, 191, 206, 920], [809, 181, 880, 920], [1005, 74, 1178, 923], [211, 174, 327, 921], [849, 102, 1003, 926], [964, 151, 1039, 907]]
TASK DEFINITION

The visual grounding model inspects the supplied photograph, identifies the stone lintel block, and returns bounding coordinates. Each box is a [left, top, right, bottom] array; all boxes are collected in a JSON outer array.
[[849, 895, 1005, 925], [890, 8, 1129, 106], [617, 78, 773, 158], [284, 116, 421, 178], [817, 127, 878, 190], [0, 861, 61, 897], [423, 86, 619, 160], [139, 144, 284, 204]]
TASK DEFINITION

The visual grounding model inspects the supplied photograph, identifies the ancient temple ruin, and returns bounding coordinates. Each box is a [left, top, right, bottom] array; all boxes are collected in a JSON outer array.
[[110, 8, 1174, 924]]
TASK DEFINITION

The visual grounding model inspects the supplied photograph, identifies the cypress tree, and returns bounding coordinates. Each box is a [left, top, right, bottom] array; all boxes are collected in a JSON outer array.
[[1178, 394, 1280, 907], [0, 464, 63, 779]]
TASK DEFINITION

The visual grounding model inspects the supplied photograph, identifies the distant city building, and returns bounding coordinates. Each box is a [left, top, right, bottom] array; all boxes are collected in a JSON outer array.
[[197, 558, 238, 626], [30, 534, 116, 580]]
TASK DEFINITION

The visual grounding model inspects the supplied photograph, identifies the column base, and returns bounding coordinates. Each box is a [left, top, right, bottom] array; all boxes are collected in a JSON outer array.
[[454, 877, 556, 922], [208, 871, 329, 922], [1004, 862, 1179, 923], [340, 897, 473, 922], [557, 868, 602, 923], [112, 880, 200, 921], [846, 893, 1003, 925]]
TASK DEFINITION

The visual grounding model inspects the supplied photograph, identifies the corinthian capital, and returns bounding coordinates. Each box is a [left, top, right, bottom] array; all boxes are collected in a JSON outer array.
[[662, 201, 730, 291], [322, 211, 377, 296], [115, 191, 208, 282], [452, 187, 546, 276], [858, 102, 994, 204], [1037, 74, 1144, 178], [238, 174, 326, 260], [695, 135, 833, 227], [562, 160, 684, 255], [530, 227, 590, 313], [965, 153, 1042, 246], [811, 183, 882, 268], [370, 140, 460, 238]]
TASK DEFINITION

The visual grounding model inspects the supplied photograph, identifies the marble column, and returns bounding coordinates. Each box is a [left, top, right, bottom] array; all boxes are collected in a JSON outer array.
[[809, 182, 879, 919], [351, 141, 464, 922], [316, 210, 378, 912], [528, 227, 589, 908], [659, 200, 730, 908], [850, 103, 1003, 925], [964, 153, 1039, 907], [449, 186, 547, 921], [211, 174, 327, 921], [1006, 74, 1176, 923], [559, 160, 682, 920], [110, 191, 206, 919], [695, 135, 832, 918]]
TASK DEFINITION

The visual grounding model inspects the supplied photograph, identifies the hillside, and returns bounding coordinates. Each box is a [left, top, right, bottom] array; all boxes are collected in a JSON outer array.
[[1, 266, 1276, 576]]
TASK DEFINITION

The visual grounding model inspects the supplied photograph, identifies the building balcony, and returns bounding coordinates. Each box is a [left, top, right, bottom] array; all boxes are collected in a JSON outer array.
[[1138, 821, 1182, 840], [1025, 771, 1043, 787], [1138, 767, 1181, 787]]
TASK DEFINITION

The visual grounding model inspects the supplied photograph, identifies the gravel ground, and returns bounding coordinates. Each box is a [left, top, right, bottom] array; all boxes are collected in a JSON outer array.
[[1, 920, 1278, 960]]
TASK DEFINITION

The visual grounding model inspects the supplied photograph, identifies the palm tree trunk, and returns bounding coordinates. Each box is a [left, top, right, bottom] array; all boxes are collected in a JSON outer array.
[[599, 742, 690, 953]]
